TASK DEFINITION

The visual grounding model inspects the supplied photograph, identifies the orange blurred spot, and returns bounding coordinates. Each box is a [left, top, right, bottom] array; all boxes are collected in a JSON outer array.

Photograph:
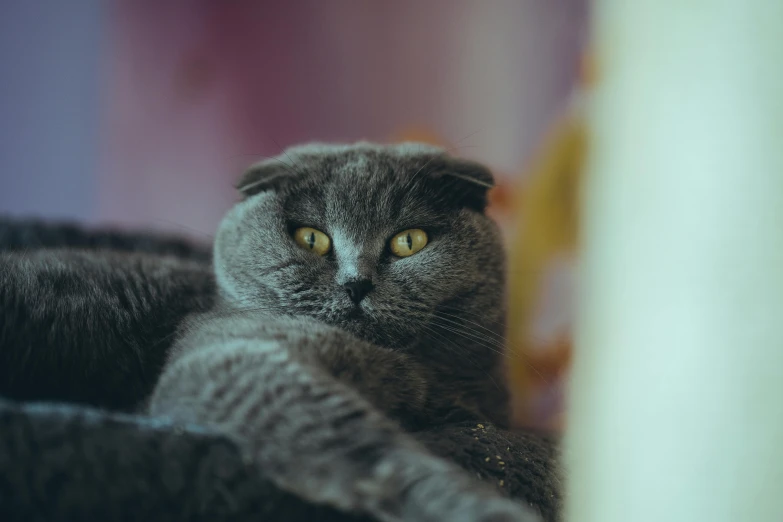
[[389, 127, 445, 147]]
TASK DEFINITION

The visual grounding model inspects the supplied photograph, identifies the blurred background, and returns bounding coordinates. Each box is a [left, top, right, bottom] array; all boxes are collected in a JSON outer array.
[[0, 0, 589, 430]]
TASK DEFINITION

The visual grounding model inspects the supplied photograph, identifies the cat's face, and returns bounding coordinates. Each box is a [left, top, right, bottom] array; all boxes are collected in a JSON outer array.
[[214, 143, 506, 351]]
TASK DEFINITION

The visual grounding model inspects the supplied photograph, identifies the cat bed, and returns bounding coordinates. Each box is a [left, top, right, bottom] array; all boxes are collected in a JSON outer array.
[[0, 218, 562, 521]]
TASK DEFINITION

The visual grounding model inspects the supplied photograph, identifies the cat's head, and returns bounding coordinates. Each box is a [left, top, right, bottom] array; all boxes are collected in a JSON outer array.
[[215, 142, 507, 391]]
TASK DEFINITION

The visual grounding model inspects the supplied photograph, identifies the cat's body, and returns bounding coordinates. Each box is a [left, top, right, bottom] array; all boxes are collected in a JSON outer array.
[[0, 143, 542, 521], [0, 249, 215, 410]]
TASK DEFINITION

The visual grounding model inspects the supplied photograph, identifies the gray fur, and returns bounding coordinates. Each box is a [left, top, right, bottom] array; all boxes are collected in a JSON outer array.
[[148, 143, 536, 521], [0, 142, 540, 521]]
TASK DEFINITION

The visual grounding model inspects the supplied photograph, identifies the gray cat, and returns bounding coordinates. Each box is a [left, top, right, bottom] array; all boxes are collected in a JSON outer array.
[[1, 143, 541, 521]]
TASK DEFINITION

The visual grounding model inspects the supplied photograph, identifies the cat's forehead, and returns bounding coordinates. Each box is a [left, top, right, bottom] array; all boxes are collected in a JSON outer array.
[[286, 141, 444, 162], [282, 146, 448, 230], [290, 142, 446, 182]]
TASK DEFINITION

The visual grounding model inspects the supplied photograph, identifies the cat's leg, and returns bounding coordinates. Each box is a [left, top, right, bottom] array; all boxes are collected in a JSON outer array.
[[189, 314, 487, 429], [148, 324, 540, 522], [300, 335, 480, 429]]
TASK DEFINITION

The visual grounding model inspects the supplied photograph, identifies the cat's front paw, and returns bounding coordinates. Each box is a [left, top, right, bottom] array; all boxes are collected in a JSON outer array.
[[455, 495, 542, 522], [422, 492, 542, 522], [397, 468, 543, 522]]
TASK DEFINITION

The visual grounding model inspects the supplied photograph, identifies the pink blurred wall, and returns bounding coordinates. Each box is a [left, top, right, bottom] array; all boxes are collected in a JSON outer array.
[[0, 0, 586, 429], [0, 1, 587, 236], [101, 0, 587, 237]]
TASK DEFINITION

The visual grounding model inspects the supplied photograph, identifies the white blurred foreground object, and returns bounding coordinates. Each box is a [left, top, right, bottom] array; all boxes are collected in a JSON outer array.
[[567, 3, 783, 522]]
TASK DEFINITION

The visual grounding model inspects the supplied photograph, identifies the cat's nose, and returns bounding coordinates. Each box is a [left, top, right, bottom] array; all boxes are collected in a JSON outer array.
[[343, 279, 374, 304]]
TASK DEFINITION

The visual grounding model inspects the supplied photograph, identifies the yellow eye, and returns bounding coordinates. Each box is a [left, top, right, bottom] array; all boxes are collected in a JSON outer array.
[[293, 227, 331, 256], [390, 229, 428, 257]]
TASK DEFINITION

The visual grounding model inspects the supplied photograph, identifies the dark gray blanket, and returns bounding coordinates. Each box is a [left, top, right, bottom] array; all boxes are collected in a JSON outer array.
[[0, 218, 562, 521], [0, 398, 561, 522]]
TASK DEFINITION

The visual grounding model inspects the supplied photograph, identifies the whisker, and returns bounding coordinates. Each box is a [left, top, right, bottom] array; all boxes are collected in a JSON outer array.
[[270, 137, 302, 177], [431, 311, 542, 368], [429, 319, 510, 358], [436, 303, 557, 349], [428, 319, 548, 385], [433, 309, 508, 344], [420, 324, 505, 394], [436, 303, 506, 328], [420, 323, 485, 369]]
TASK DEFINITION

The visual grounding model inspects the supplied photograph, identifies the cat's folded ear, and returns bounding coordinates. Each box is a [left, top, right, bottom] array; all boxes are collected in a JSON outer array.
[[428, 156, 495, 212], [236, 158, 296, 197]]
